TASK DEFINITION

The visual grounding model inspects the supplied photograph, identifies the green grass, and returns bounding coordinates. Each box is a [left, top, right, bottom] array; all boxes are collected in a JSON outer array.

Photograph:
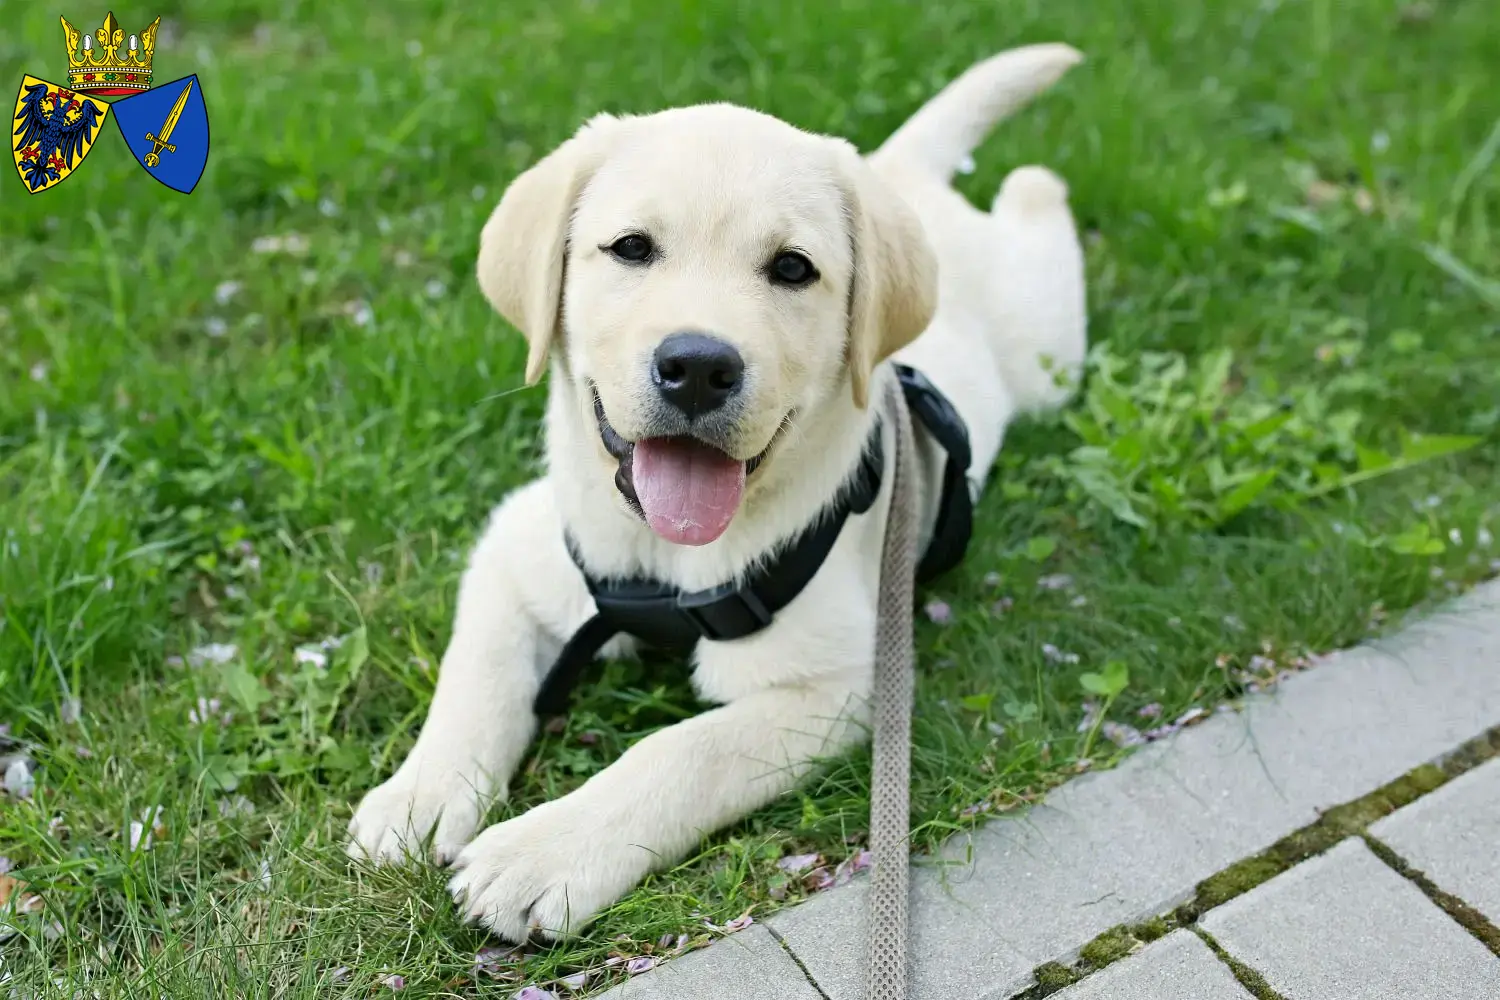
[[2, 0, 1498, 995]]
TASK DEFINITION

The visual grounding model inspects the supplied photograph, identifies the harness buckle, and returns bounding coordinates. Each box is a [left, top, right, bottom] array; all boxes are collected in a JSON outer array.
[[676, 584, 773, 641]]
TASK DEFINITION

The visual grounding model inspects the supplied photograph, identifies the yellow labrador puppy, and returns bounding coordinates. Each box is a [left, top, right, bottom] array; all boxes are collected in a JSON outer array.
[[348, 43, 1088, 942]]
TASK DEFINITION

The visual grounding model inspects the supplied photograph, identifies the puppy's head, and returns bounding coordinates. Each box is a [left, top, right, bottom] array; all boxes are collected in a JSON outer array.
[[477, 105, 936, 545]]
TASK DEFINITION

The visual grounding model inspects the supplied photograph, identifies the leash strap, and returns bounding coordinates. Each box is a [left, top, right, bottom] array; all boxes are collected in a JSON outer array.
[[865, 372, 919, 1000]]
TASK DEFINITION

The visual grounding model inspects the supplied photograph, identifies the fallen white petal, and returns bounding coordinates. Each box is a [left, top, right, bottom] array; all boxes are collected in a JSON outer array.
[[293, 646, 328, 668], [186, 643, 238, 668], [776, 852, 820, 874], [3, 760, 34, 800]]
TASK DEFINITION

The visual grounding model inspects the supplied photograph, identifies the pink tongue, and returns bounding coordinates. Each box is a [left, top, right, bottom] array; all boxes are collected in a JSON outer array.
[[632, 438, 746, 546]]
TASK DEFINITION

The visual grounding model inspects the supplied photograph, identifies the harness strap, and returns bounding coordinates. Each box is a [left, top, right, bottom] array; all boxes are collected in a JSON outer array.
[[532, 434, 884, 717], [535, 612, 621, 718], [893, 363, 973, 582]]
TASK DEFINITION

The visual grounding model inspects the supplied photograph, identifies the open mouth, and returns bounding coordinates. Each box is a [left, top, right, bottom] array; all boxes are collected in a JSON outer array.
[[592, 389, 783, 547]]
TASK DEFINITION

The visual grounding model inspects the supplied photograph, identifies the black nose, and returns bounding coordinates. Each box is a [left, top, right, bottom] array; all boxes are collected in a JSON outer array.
[[652, 332, 744, 417]]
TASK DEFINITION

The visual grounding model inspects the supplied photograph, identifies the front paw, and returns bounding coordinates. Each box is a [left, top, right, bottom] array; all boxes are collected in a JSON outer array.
[[346, 758, 497, 866], [447, 798, 648, 942]]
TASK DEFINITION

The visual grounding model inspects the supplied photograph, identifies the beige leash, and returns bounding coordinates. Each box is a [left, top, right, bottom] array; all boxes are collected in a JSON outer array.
[[864, 373, 920, 1000]]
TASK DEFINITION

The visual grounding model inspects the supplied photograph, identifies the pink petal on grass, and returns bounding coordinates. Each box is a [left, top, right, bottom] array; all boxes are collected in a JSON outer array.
[[560, 971, 589, 991], [381, 973, 405, 990], [923, 600, 953, 625], [804, 868, 836, 891], [514, 988, 558, 1000], [776, 852, 820, 874], [1102, 722, 1145, 748], [831, 850, 874, 885], [626, 956, 658, 975], [722, 914, 754, 933]]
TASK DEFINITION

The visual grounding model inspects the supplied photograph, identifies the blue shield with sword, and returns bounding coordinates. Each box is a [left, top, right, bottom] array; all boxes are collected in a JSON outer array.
[[111, 73, 209, 194]]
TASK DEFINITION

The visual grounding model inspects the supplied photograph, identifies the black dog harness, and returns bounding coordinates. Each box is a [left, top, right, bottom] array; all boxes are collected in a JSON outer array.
[[533, 363, 974, 716]]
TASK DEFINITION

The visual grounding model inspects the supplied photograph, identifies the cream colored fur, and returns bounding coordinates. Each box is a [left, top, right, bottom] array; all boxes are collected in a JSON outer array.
[[347, 43, 1089, 942]]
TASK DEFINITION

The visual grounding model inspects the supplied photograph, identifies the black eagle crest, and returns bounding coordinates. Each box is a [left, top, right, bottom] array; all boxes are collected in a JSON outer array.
[[13, 82, 104, 191]]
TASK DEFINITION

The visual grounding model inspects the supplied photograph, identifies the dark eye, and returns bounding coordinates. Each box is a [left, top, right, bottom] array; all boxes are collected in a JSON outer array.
[[607, 234, 654, 262], [770, 251, 817, 287]]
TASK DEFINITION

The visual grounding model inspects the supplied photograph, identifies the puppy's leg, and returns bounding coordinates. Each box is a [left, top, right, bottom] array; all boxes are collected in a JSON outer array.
[[895, 165, 1086, 501], [347, 478, 588, 864], [447, 550, 875, 941], [983, 165, 1088, 415]]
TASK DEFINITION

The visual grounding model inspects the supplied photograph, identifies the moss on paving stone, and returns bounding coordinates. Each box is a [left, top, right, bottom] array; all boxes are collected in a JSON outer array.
[[1440, 726, 1500, 777], [1030, 961, 1080, 993], [1078, 926, 1137, 966], [1194, 855, 1287, 911], [1362, 834, 1500, 957], [1193, 928, 1290, 1000], [1015, 916, 1183, 997], [1132, 915, 1171, 944], [1015, 726, 1500, 997]]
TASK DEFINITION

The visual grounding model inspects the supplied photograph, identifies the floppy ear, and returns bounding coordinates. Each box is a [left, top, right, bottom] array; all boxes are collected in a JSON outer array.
[[839, 149, 940, 408], [476, 116, 617, 385]]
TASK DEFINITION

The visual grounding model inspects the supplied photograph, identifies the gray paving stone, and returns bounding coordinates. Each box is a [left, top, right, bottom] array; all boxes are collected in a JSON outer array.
[[1371, 757, 1500, 924], [595, 926, 822, 1000], [767, 581, 1500, 1000], [1201, 838, 1500, 1000], [1052, 930, 1254, 1000]]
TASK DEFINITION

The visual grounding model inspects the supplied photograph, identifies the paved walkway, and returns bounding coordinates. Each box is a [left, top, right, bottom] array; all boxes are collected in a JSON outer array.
[[600, 578, 1500, 999]]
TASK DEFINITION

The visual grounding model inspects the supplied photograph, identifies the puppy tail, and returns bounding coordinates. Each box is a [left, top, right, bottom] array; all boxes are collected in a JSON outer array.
[[870, 43, 1083, 183]]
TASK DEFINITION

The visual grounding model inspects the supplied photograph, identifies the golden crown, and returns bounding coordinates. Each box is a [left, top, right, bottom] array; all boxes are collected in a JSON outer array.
[[62, 11, 161, 96]]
